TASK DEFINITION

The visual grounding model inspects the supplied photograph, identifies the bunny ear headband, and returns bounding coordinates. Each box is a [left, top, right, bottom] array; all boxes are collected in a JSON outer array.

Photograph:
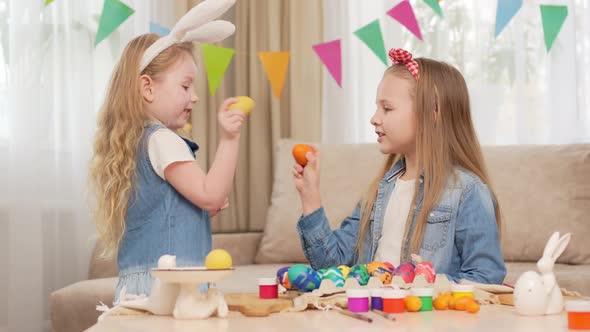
[[139, 0, 236, 72]]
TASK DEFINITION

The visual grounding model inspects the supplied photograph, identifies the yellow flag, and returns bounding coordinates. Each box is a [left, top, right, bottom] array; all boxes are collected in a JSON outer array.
[[258, 52, 290, 99]]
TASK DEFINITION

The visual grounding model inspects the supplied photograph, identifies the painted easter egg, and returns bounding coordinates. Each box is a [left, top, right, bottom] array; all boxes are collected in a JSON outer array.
[[383, 262, 395, 271], [366, 261, 394, 284], [394, 262, 415, 283], [229, 96, 255, 115], [292, 144, 314, 167], [204, 249, 232, 269], [318, 267, 345, 287], [347, 264, 370, 286], [288, 264, 321, 292], [276, 266, 292, 289], [337, 265, 351, 279], [414, 261, 436, 283]]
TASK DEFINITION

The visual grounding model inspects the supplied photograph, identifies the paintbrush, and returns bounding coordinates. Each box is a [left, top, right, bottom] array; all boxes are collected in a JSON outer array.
[[372, 309, 396, 321], [334, 308, 373, 323]]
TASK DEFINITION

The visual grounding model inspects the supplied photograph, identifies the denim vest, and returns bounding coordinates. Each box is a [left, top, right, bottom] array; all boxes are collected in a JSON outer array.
[[296, 158, 506, 284], [114, 123, 211, 302]]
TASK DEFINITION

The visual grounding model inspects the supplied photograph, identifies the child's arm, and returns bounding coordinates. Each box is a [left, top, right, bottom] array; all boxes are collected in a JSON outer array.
[[454, 182, 507, 284], [296, 205, 361, 270], [293, 148, 359, 269], [165, 98, 246, 211]]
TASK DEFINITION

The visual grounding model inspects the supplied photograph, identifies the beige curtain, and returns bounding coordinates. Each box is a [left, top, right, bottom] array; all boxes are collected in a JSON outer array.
[[181, 0, 323, 232]]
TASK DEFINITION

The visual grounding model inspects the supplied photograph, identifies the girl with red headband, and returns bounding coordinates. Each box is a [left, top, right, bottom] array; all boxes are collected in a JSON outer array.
[[292, 49, 506, 284]]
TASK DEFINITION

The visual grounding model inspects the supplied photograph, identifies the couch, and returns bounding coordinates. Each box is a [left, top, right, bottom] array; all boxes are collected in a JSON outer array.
[[50, 140, 590, 332]]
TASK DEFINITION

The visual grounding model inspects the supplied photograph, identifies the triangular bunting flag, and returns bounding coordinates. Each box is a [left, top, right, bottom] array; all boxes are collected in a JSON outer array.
[[423, 0, 443, 18], [258, 52, 290, 99], [387, 1, 423, 41], [150, 22, 170, 37], [312, 39, 342, 87], [495, 0, 523, 38], [540, 5, 568, 52], [201, 44, 235, 96], [95, 0, 135, 46], [45, 0, 54, 5], [354, 20, 388, 66]]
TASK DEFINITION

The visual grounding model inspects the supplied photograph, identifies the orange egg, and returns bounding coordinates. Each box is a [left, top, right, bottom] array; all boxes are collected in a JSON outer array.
[[433, 296, 450, 310], [405, 296, 422, 312], [448, 297, 456, 310], [466, 301, 480, 313], [454, 296, 474, 311], [292, 144, 314, 167]]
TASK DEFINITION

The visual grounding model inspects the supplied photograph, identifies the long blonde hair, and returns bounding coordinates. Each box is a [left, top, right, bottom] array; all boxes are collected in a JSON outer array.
[[356, 58, 502, 262], [89, 33, 194, 257]]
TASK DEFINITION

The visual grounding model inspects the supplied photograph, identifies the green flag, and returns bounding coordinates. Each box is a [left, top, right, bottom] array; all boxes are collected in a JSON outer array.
[[540, 5, 568, 52], [423, 0, 443, 18], [95, 0, 135, 46], [201, 44, 235, 96], [354, 20, 387, 65]]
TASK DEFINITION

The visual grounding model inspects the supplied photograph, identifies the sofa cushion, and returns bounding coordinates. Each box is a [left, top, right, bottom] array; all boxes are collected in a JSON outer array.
[[485, 144, 590, 264], [255, 140, 590, 265], [50, 277, 117, 332], [505, 262, 590, 296]]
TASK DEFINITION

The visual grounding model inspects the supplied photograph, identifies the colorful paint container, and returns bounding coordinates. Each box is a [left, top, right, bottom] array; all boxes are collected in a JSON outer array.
[[410, 287, 434, 311], [370, 288, 384, 311], [566, 300, 590, 330], [258, 277, 278, 299], [382, 289, 407, 313], [346, 289, 370, 313], [451, 284, 475, 299]]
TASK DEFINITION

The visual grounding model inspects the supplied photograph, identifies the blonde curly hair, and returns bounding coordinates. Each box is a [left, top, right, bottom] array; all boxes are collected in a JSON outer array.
[[89, 33, 194, 258]]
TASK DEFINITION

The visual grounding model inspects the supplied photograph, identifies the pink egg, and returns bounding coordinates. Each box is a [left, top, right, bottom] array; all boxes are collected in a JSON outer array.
[[414, 261, 436, 283], [394, 262, 415, 283]]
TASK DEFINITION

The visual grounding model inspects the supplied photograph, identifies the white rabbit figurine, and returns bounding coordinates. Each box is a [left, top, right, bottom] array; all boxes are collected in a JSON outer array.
[[513, 231, 572, 316]]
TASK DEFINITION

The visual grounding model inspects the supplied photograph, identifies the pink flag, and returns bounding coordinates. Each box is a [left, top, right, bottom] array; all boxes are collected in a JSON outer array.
[[387, 0, 423, 41], [312, 39, 342, 87]]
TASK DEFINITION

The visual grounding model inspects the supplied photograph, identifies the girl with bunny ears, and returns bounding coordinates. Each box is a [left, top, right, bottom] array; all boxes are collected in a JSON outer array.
[[89, 0, 247, 301], [294, 49, 506, 284]]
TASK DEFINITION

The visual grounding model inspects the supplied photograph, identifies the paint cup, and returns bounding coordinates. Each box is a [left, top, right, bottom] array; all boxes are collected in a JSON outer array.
[[346, 289, 370, 313], [566, 300, 590, 330], [410, 287, 434, 311], [370, 288, 384, 311], [382, 289, 407, 313], [258, 277, 278, 299], [451, 284, 475, 299]]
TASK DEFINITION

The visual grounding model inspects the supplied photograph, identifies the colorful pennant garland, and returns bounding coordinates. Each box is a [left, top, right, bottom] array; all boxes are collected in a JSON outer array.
[[56, 0, 571, 93]]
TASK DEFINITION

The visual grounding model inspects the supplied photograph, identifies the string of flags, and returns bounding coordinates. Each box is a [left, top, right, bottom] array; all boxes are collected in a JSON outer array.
[[45, 0, 571, 96]]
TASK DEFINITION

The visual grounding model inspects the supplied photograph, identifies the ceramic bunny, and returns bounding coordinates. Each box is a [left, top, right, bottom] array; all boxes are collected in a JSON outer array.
[[513, 231, 572, 316]]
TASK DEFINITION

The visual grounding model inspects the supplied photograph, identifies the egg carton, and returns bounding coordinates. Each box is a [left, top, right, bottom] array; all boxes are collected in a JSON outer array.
[[309, 274, 452, 296]]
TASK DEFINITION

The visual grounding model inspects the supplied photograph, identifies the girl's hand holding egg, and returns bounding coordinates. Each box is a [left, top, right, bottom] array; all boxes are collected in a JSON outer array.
[[291, 144, 321, 215], [218, 97, 249, 140]]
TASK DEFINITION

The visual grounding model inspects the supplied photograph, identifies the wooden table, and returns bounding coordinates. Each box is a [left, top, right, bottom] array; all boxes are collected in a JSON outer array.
[[87, 304, 572, 331]]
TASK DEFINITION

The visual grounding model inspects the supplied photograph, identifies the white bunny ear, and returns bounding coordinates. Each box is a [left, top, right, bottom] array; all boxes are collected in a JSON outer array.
[[171, 0, 236, 39], [551, 233, 572, 262], [139, 0, 236, 72], [542, 232, 560, 259], [181, 20, 235, 43]]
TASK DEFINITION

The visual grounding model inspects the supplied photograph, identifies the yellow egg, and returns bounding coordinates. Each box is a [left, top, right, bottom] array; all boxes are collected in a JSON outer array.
[[229, 96, 255, 115], [205, 249, 232, 269]]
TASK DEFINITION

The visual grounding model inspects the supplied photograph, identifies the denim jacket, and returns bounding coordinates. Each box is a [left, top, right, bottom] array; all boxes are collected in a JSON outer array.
[[296, 159, 506, 284], [114, 123, 211, 302]]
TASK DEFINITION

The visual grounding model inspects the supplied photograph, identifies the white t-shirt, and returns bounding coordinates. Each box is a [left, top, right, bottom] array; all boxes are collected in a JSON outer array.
[[148, 127, 195, 180], [374, 178, 416, 266]]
